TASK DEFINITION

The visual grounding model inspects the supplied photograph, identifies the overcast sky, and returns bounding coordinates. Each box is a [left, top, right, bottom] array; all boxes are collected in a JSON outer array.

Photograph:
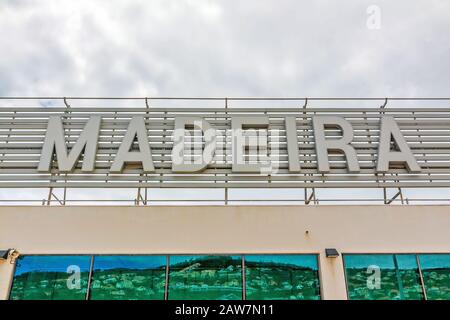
[[0, 0, 449, 203], [1, 0, 450, 98]]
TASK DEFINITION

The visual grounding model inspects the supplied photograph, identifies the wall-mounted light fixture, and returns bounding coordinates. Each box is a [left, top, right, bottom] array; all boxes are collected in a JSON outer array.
[[0, 249, 11, 260], [325, 248, 340, 258]]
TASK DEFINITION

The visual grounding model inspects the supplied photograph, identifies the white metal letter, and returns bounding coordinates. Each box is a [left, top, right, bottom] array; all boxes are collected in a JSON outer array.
[[172, 117, 216, 173], [313, 116, 360, 173], [231, 116, 270, 173], [110, 116, 155, 173], [38, 116, 101, 172], [377, 116, 421, 173]]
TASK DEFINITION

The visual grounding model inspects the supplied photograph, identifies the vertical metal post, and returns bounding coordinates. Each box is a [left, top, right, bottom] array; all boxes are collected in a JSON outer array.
[[302, 98, 309, 204], [225, 97, 228, 205], [136, 187, 141, 206], [63, 186, 67, 205], [416, 255, 428, 300], [85, 255, 95, 300], [398, 186, 404, 204], [1, 110, 15, 176], [45, 98, 73, 206], [379, 98, 404, 205], [46, 187, 53, 206], [62, 97, 71, 205], [106, 111, 117, 199], [393, 255, 405, 299], [365, 109, 378, 192], [144, 98, 150, 204], [160, 109, 168, 203], [164, 255, 170, 300], [303, 99, 317, 205], [136, 99, 150, 205], [380, 100, 386, 204], [414, 110, 431, 184], [241, 255, 246, 300]]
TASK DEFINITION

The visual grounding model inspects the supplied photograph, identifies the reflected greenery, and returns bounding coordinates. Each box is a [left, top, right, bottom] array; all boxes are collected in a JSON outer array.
[[89, 256, 166, 300], [10, 254, 449, 300], [419, 254, 450, 300], [245, 255, 320, 300], [168, 255, 242, 300], [10, 254, 325, 300], [9, 256, 90, 300], [344, 254, 424, 300]]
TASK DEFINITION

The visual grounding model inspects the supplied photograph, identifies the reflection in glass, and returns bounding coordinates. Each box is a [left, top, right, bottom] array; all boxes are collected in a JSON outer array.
[[418, 254, 450, 300], [344, 254, 423, 300], [245, 255, 320, 300], [9, 255, 90, 300], [89, 255, 166, 300], [168, 255, 242, 300]]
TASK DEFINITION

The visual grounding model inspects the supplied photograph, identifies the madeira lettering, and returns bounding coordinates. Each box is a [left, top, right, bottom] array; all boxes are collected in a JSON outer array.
[[37, 115, 421, 174]]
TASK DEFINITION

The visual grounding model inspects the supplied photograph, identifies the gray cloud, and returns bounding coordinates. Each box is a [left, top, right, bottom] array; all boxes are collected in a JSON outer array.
[[0, 0, 449, 203], [0, 0, 449, 98]]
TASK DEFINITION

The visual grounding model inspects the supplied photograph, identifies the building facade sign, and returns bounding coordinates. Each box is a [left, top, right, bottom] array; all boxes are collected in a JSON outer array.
[[0, 107, 449, 188]]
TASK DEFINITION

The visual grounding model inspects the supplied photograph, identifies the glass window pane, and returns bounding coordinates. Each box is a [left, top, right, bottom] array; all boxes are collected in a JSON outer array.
[[418, 254, 450, 300], [245, 255, 320, 300], [9, 255, 90, 300], [168, 255, 242, 300], [394, 255, 424, 300], [89, 255, 166, 300], [344, 254, 423, 300]]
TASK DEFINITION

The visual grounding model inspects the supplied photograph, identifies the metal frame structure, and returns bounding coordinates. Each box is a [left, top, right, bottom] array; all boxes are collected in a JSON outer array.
[[0, 97, 449, 205]]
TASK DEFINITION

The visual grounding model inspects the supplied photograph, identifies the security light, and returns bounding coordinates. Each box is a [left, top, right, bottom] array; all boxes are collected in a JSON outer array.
[[325, 248, 339, 258], [0, 249, 10, 260]]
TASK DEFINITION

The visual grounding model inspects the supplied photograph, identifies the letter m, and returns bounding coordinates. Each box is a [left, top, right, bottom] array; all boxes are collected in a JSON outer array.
[[38, 116, 101, 172]]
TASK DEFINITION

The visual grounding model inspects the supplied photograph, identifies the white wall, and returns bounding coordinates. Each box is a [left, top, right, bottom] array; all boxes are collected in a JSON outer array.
[[1, 205, 449, 300]]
